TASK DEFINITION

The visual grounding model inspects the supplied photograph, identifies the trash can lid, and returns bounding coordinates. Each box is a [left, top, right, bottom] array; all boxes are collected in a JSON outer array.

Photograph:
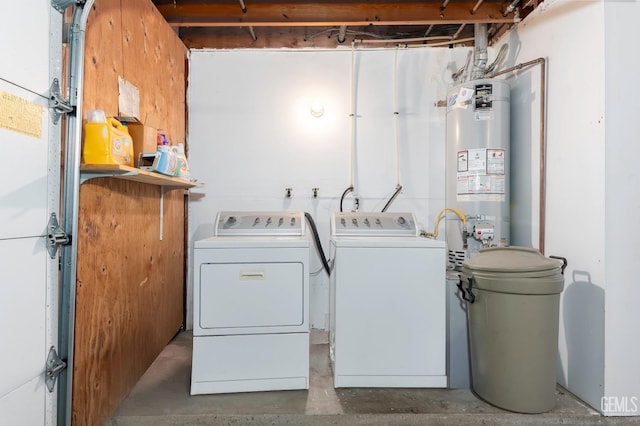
[[462, 246, 561, 274]]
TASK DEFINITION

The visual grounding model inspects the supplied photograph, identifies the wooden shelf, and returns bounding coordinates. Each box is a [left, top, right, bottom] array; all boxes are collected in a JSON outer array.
[[80, 164, 204, 188]]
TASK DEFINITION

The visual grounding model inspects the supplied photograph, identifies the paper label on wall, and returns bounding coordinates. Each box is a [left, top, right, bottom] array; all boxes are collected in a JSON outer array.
[[0, 90, 43, 138], [118, 76, 140, 119], [456, 148, 505, 201]]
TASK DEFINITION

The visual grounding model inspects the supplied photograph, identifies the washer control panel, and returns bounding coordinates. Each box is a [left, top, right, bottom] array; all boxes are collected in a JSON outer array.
[[214, 211, 305, 236], [331, 212, 418, 237]]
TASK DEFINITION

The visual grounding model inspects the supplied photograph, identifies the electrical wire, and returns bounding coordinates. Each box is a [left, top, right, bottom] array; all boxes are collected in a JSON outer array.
[[452, 51, 472, 83], [425, 207, 468, 239], [485, 43, 509, 74], [304, 212, 331, 276], [305, 28, 452, 43]]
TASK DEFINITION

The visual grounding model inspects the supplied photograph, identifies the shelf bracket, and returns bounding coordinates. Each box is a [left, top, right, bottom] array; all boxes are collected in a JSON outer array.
[[80, 170, 139, 184], [159, 186, 170, 240]]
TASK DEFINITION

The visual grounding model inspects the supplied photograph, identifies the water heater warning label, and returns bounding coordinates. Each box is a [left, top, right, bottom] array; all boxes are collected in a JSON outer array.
[[457, 148, 505, 201], [475, 83, 493, 110]]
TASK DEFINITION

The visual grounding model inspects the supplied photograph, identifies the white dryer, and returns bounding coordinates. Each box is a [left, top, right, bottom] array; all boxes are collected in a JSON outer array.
[[191, 211, 309, 395], [330, 211, 447, 388]]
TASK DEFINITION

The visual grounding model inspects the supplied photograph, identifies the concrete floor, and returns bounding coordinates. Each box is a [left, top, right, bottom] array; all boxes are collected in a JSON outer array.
[[107, 331, 636, 426]]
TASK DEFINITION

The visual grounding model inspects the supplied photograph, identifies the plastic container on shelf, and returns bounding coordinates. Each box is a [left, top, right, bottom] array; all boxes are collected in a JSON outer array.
[[83, 113, 134, 166]]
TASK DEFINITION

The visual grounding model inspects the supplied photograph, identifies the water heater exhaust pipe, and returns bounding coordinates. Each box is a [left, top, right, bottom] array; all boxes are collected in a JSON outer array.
[[472, 24, 488, 80]]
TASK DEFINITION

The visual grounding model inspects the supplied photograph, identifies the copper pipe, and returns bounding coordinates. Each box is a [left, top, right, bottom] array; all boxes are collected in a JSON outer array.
[[486, 58, 547, 253], [471, 0, 486, 14]]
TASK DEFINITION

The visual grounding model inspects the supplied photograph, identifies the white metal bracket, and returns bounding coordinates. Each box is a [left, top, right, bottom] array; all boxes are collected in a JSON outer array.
[[45, 346, 67, 392], [47, 212, 70, 259], [49, 78, 73, 125]]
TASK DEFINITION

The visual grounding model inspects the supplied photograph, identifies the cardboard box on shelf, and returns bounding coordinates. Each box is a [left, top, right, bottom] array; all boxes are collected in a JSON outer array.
[[117, 116, 157, 167]]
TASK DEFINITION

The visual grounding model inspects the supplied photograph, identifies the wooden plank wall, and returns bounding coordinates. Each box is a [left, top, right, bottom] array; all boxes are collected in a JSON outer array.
[[73, 0, 187, 424]]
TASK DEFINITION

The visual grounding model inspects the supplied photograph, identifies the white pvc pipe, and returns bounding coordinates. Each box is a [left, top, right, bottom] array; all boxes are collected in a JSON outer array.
[[357, 35, 453, 44], [349, 42, 356, 190], [392, 47, 401, 187]]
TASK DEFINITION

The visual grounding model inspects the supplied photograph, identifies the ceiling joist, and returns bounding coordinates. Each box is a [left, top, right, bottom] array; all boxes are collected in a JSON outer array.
[[157, 2, 519, 28]]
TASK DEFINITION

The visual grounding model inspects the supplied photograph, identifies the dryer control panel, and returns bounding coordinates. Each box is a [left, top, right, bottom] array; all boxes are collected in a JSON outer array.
[[215, 211, 305, 236], [331, 212, 419, 237]]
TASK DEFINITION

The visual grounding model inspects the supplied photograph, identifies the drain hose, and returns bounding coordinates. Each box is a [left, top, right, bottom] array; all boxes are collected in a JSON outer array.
[[304, 212, 331, 276]]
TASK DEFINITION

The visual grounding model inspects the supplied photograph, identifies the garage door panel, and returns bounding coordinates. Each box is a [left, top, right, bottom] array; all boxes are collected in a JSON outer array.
[[0, 0, 52, 92], [0, 81, 49, 240], [0, 238, 47, 397], [0, 376, 46, 426]]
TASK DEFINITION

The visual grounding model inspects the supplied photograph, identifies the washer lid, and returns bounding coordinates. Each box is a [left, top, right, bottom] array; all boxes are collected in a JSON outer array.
[[462, 246, 561, 274]]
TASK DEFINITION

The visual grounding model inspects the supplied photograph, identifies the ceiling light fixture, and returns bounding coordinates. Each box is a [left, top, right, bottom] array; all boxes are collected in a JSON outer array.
[[310, 101, 325, 117]]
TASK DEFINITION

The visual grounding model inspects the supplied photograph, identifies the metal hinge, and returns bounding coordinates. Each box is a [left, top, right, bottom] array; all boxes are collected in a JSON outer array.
[[46, 346, 67, 392], [49, 78, 73, 125], [47, 213, 70, 259]]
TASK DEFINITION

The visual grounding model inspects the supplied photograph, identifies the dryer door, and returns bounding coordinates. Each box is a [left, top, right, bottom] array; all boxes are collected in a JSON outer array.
[[199, 262, 304, 330]]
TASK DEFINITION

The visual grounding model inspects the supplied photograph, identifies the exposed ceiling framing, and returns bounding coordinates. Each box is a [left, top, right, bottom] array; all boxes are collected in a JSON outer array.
[[152, 0, 543, 49]]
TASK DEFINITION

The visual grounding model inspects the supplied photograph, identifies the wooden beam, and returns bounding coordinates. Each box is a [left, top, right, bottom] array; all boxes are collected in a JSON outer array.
[[157, 1, 516, 28]]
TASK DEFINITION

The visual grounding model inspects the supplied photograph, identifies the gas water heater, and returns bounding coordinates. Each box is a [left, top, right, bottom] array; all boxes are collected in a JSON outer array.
[[445, 79, 510, 270]]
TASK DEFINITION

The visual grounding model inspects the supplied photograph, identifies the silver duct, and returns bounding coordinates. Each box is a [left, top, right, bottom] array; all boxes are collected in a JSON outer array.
[[471, 23, 488, 80]]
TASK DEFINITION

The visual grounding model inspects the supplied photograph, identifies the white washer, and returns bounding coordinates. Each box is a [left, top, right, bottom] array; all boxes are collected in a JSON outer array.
[[191, 211, 310, 395], [329, 212, 447, 388]]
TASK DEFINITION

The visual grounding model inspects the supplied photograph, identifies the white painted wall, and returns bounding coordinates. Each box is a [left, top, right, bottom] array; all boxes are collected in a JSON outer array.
[[602, 0, 640, 415], [187, 1, 640, 412], [499, 0, 640, 415], [187, 47, 469, 330]]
